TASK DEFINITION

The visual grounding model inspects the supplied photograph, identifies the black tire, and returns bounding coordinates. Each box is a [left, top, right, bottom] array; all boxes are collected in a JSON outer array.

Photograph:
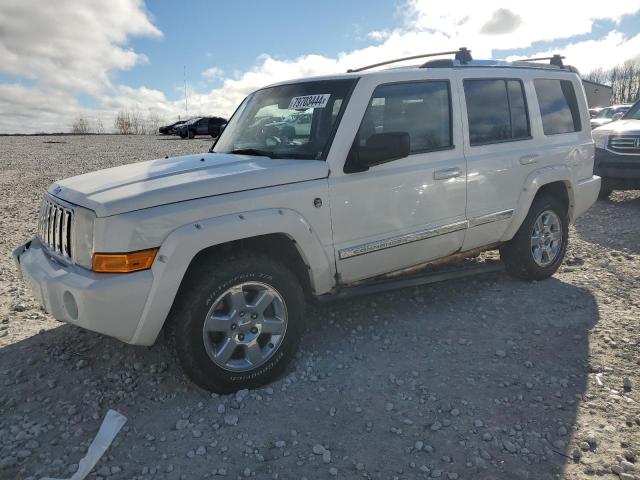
[[500, 194, 568, 281], [179, 132, 187, 139], [188, 129, 195, 139], [165, 252, 305, 393], [598, 185, 613, 200]]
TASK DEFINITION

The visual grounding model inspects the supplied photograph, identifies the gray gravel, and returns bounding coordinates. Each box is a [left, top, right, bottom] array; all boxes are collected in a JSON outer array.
[[1, 135, 639, 480]]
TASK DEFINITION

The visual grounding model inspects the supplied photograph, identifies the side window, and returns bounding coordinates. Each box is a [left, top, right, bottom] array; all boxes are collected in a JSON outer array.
[[534, 79, 581, 134], [464, 79, 530, 145], [355, 80, 452, 154]]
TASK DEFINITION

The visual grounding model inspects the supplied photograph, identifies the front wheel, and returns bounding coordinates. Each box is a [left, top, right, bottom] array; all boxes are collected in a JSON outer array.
[[165, 252, 305, 393], [500, 194, 568, 281], [188, 129, 195, 139]]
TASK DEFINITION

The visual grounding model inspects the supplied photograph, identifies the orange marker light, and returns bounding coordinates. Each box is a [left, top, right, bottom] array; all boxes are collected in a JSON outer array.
[[92, 248, 159, 273]]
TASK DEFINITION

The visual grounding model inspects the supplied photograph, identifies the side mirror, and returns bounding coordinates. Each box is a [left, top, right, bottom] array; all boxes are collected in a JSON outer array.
[[612, 112, 624, 121], [345, 132, 410, 173]]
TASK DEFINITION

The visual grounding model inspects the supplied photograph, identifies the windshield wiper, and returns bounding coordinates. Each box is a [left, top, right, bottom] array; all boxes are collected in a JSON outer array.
[[229, 148, 274, 158]]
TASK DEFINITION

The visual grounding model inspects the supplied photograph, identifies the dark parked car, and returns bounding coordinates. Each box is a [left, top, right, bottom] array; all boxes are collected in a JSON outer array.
[[158, 120, 186, 135], [592, 99, 640, 197], [175, 117, 227, 139]]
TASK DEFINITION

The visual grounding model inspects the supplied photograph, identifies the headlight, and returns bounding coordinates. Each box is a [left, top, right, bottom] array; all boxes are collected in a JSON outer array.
[[73, 206, 95, 269], [592, 132, 608, 149]]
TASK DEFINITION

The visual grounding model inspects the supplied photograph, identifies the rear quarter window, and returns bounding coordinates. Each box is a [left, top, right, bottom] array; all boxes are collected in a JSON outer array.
[[534, 79, 582, 135]]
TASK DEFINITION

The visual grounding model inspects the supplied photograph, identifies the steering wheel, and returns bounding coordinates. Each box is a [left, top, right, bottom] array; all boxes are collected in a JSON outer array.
[[263, 135, 282, 147]]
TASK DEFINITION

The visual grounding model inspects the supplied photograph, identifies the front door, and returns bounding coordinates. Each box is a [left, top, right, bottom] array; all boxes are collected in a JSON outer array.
[[329, 79, 467, 283]]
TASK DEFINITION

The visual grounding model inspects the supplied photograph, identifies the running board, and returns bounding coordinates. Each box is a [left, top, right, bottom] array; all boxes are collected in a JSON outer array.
[[316, 262, 504, 302]]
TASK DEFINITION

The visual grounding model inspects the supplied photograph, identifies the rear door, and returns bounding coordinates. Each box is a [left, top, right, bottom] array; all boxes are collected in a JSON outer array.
[[456, 71, 540, 250]]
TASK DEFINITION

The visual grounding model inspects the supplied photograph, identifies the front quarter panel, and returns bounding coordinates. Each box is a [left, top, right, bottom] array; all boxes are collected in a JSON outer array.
[[129, 207, 334, 345]]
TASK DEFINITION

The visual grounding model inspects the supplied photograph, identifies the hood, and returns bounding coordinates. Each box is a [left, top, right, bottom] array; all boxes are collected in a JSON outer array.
[[593, 118, 640, 134], [51, 152, 329, 217], [590, 118, 613, 128]]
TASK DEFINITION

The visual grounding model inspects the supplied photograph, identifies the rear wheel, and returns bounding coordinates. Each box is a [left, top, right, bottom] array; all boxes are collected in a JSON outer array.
[[500, 194, 568, 281], [598, 185, 613, 200], [165, 252, 305, 393]]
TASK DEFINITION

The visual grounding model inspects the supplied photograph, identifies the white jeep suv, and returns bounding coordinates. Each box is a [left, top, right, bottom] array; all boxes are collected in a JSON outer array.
[[14, 50, 600, 393]]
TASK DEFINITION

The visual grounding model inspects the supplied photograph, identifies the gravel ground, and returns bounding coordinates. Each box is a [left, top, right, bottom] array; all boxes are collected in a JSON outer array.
[[0, 135, 638, 480]]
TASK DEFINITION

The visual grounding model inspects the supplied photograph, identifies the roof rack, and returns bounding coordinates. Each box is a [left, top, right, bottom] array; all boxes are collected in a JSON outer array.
[[519, 54, 565, 67], [347, 47, 472, 73]]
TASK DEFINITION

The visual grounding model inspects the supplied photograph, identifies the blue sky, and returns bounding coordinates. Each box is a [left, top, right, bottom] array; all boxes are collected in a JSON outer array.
[[115, 0, 401, 98], [1, 0, 639, 133], [117, 3, 640, 105]]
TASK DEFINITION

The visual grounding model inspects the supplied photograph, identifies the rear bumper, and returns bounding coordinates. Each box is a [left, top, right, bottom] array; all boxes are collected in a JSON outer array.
[[594, 148, 640, 189], [573, 175, 601, 220], [13, 237, 153, 344]]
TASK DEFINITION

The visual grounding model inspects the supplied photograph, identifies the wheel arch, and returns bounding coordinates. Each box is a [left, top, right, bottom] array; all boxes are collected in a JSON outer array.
[[501, 166, 576, 242], [128, 208, 335, 345], [179, 233, 314, 300]]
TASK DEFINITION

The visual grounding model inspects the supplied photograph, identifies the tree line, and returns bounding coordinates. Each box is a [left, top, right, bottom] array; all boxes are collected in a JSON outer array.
[[584, 59, 640, 104], [71, 110, 165, 135]]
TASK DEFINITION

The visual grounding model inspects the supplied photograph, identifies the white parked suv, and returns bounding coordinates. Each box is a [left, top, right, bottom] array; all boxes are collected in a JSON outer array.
[[14, 49, 600, 393]]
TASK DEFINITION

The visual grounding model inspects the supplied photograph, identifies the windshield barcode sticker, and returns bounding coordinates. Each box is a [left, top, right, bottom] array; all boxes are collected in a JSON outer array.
[[288, 94, 331, 110]]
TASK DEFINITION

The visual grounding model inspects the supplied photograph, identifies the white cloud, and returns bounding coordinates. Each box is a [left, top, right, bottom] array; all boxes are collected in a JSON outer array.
[[479, 8, 522, 35], [1, 0, 640, 133], [404, 0, 640, 49], [202, 67, 225, 79], [368, 30, 392, 41], [0, 0, 160, 95], [0, 84, 81, 133], [509, 31, 640, 73]]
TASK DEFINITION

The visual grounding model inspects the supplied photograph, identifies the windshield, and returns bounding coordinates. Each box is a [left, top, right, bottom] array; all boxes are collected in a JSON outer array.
[[213, 79, 356, 159], [186, 117, 202, 125], [623, 101, 640, 120], [597, 108, 613, 118]]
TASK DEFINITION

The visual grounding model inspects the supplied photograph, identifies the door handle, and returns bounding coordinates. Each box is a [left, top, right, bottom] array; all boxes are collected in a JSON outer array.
[[519, 154, 540, 165], [433, 167, 462, 180]]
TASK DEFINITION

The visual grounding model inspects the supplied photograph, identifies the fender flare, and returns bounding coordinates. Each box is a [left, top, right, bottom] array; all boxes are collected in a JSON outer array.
[[129, 208, 334, 345], [501, 165, 576, 241]]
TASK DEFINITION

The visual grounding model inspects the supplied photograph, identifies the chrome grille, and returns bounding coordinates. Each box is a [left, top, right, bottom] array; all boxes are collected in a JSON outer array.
[[38, 197, 74, 259], [609, 133, 640, 154]]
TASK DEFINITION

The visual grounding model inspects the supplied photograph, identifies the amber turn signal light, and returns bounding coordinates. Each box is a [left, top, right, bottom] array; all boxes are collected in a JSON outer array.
[[92, 248, 159, 273]]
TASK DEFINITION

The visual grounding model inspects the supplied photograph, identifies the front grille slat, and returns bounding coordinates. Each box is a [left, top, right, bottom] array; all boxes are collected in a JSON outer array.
[[38, 197, 74, 261], [62, 211, 69, 257], [53, 207, 60, 252], [47, 205, 54, 246], [609, 133, 640, 154]]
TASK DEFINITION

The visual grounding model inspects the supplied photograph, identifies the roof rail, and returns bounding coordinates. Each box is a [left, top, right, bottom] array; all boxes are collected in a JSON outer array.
[[347, 47, 472, 73], [519, 54, 565, 68]]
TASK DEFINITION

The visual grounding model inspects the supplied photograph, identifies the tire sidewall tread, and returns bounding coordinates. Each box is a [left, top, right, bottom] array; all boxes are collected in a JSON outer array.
[[500, 194, 569, 281], [166, 252, 304, 393]]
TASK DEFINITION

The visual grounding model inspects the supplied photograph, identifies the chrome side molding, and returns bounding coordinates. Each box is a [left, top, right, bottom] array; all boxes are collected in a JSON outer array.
[[467, 209, 514, 228], [338, 221, 467, 260], [338, 209, 514, 260]]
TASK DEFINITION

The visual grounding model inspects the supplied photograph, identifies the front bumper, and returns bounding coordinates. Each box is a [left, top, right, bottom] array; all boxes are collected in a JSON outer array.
[[573, 175, 601, 219], [13, 237, 154, 344], [594, 148, 640, 189]]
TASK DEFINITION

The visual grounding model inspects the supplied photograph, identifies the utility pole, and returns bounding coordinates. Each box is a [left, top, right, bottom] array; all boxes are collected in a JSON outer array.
[[184, 65, 188, 119]]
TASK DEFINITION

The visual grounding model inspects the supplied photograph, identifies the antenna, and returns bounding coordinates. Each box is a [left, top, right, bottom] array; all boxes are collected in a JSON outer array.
[[183, 65, 188, 118]]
